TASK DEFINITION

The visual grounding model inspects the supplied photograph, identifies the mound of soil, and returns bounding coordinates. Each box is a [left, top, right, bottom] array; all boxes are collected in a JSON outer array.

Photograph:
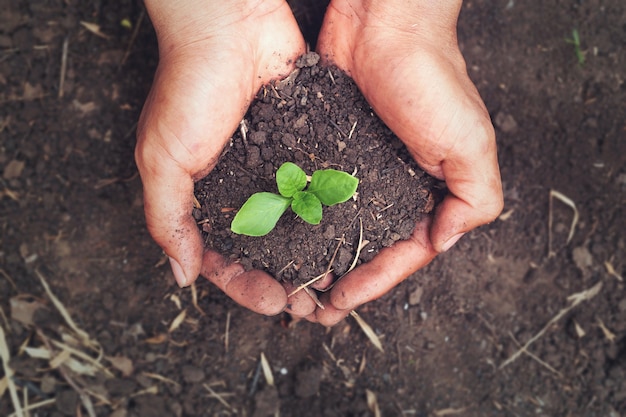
[[194, 53, 438, 285]]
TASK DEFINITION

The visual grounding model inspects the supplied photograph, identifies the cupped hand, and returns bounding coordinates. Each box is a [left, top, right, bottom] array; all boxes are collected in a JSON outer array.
[[135, 0, 313, 315], [310, 0, 504, 325]]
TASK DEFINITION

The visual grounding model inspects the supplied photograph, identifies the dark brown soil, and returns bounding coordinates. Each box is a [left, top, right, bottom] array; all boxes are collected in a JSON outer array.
[[194, 53, 437, 285], [1, 1, 625, 417]]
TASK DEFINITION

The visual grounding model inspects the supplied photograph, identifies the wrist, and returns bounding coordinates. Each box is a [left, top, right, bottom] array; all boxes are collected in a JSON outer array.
[[320, 0, 464, 77], [145, 0, 288, 54]]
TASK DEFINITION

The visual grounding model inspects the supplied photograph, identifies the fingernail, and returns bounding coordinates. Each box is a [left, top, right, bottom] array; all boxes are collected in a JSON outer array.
[[169, 257, 188, 287], [441, 232, 465, 252]]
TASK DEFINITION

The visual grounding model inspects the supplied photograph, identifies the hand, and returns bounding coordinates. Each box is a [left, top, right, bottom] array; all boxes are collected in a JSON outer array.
[[309, 0, 504, 325], [135, 0, 312, 315]]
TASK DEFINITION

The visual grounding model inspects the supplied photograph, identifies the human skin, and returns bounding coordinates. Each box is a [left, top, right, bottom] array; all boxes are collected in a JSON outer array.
[[135, 0, 314, 315], [307, 0, 504, 325], [135, 0, 503, 322]]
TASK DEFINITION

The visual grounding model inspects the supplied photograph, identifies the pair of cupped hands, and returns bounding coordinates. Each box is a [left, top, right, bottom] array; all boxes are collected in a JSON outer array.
[[135, 0, 503, 326]]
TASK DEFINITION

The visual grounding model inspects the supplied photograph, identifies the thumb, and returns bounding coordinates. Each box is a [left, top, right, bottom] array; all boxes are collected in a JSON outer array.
[[429, 117, 503, 252], [138, 150, 203, 287]]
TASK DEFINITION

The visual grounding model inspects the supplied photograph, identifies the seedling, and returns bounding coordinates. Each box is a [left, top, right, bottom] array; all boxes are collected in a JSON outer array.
[[565, 29, 585, 65], [231, 162, 358, 236]]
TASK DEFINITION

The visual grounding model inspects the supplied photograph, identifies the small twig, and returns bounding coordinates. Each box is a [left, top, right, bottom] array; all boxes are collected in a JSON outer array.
[[348, 120, 358, 140], [329, 120, 347, 137], [58, 36, 69, 99], [276, 260, 294, 276], [500, 282, 602, 369], [248, 359, 263, 397], [0, 267, 18, 292], [508, 332, 563, 377]]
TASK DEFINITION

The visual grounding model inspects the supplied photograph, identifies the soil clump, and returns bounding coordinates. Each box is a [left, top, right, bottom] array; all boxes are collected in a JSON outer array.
[[194, 53, 438, 285]]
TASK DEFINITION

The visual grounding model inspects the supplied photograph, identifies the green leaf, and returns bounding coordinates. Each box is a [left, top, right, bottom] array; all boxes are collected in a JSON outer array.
[[276, 162, 307, 198], [291, 191, 322, 225], [231, 192, 291, 236], [307, 169, 358, 206]]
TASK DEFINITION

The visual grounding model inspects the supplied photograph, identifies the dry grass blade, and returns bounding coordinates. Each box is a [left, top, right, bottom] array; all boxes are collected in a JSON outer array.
[[287, 270, 333, 298], [7, 398, 56, 417], [0, 304, 10, 331], [434, 407, 468, 416], [1, 375, 8, 398], [49, 349, 72, 369], [191, 283, 206, 315], [604, 260, 623, 281], [35, 269, 98, 350], [0, 325, 24, 417], [106, 355, 134, 377], [203, 384, 233, 410], [129, 386, 159, 397], [508, 332, 563, 377], [548, 189, 579, 257], [346, 218, 365, 274], [25, 344, 100, 376], [366, 389, 381, 417], [289, 234, 346, 297], [58, 36, 69, 99], [37, 330, 98, 417], [141, 372, 180, 387], [168, 309, 186, 333], [598, 319, 616, 342], [500, 281, 602, 369], [350, 311, 384, 353], [50, 340, 113, 377], [79, 21, 109, 39], [224, 311, 231, 353], [260, 352, 275, 386], [304, 287, 324, 309]]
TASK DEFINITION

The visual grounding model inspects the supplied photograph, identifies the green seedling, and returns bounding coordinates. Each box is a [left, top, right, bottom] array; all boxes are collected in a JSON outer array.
[[231, 162, 358, 236], [565, 29, 585, 65]]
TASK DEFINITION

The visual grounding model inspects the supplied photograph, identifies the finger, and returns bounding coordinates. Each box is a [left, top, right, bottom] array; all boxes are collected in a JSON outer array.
[[201, 251, 288, 316], [282, 283, 317, 318], [137, 148, 204, 287], [430, 116, 503, 252], [313, 219, 437, 326], [303, 292, 351, 326], [311, 271, 334, 291]]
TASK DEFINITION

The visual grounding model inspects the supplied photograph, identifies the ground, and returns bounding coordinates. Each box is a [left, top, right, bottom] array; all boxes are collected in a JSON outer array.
[[1, 1, 625, 417]]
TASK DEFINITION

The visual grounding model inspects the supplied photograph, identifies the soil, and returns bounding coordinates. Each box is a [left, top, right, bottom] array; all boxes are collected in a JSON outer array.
[[193, 52, 437, 285], [1, 1, 625, 417]]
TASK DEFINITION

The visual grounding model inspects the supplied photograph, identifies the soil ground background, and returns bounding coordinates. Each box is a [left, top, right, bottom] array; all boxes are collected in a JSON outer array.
[[1, 1, 625, 416]]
